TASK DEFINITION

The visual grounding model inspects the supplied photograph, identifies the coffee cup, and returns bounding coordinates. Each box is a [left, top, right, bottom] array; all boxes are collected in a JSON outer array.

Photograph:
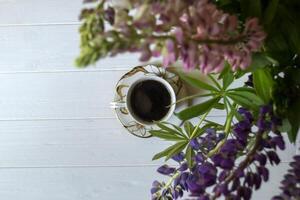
[[110, 75, 176, 126]]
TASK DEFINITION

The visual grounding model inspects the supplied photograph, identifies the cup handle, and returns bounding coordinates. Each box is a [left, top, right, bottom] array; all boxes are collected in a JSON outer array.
[[110, 101, 126, 109]]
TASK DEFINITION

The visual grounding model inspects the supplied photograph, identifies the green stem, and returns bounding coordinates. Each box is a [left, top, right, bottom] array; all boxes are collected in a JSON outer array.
[[172, 93, 214, 106], [190, 111, 210, 139], [207, 104, 236, 157], [163, 171, 180, 190]]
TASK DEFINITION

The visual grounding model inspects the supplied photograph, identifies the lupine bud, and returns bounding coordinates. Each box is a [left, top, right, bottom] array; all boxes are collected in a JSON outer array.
[[157, 165, 176, 175], [172, 152, 185, 163], [267, 151, 281, 165]]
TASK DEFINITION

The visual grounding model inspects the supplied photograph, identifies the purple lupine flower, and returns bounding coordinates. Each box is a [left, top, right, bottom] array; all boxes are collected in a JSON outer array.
[[151, 180, 162, 194], [190, 138, 201, 150], [172, 152, 185, 163], [257, 166, 269, 181], [178, 172, 189, 190], [257, 117, 272, 132], [273, 154, 300, 200], [178, 162, 188, 172], [259, 105, 272, 116], [218, 170, 229, 182], [231, 178, 240, 191], [157, 164, 176, 175], [266, 151, 281, 165], [238, 107, 254, 122], [270, 136, 285, 150], [253, 173, 262, 190], [152, 106, 285, 199], [104, 7, 115, 25], [194, 152, 205, 163], [198, 194, 210, 200], [254, 153, 267, 166]]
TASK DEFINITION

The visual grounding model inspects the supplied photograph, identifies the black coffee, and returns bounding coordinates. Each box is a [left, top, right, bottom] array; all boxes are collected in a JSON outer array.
[[129, 80, 171, 122]]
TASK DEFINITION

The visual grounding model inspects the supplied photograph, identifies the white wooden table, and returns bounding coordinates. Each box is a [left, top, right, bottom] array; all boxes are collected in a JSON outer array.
[[0, 1, 298, 199]]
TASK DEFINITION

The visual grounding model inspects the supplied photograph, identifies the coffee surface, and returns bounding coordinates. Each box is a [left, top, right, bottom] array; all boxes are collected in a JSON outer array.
[[129, 80, 171, 122]]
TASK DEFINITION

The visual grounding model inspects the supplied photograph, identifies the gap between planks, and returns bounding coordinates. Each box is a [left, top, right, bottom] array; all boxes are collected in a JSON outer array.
[[0, 164, 162, 170], [0, 115, 227, 122], [0, 161, 292, 170], [0, 68, 134, 74], [0, 22, 80, 27]]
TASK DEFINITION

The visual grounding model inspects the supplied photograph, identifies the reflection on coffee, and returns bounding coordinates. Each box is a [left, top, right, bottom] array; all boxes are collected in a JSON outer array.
[[129, 80, 171, 122]]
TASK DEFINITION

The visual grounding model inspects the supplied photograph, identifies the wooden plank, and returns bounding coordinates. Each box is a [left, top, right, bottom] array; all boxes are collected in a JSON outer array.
[[0, 71, 123, 119], [0, 166, 160, 200], [0, 71, 229, 120], [0, 118, 172, 167], [0, 0, 82, 25], [0, 163, 290, 200], [0, 25, 141, 72], [0, 118, 295, 167]]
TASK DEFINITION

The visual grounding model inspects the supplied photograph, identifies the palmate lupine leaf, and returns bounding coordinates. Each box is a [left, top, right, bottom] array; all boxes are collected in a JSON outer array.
[[156, 122, 187, 139], [149, 130, 186, 141], [184, 121, 194, 138], [185, 146, 194, 168], [222, 71, 234, 90], [176, 97, 221, 121], [152, 141, 188, 161], [253, 68, 274, 103], [228, 90, 264, 105], [213, 103, 225, 110], [178, 72, 219, 92]]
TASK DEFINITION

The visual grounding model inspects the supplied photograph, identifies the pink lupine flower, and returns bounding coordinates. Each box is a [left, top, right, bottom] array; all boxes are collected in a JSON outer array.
[[139, 43, 152, 62], [182, 42, 198, 71], [80, 0, 267, 73], [174, 27, 183, 44], [163, 39, 177, 66]]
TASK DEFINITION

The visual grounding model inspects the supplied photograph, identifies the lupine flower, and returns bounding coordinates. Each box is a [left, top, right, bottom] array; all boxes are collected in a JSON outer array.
[[172, 152, 185, 163], [78, 0, 267, 73], [157, 164, 176, 175], [152, 106, 285, 200], [272, 155, 300, 200]]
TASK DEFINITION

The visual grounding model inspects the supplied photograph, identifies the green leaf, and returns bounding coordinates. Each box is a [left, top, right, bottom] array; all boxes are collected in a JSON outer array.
[[228, 87, 256, 93], [149, 130, 186, 141], [248, 53, 277, 71], [185, 146, 194, 169], [203, 119, 224, 128], [241, 0, 261, 18], [278, 118, 292, 133], [286, 100, 300, 143], [222, 71, 234, 90], [264, 0, 279, 26], [165, 141, 188, 161], [213, 103, 225, 110], [184, 121, 194, 138], [227, 93, 257, 110], [178, 72, 219, 92], [156, 122, 186, 138], [152, 141, 186, 161], [218, 62, 230, 79], [208, 74, 222, 90], [176, 97, 220, 121], [194, 123, 215, 138], [253, 69, 274, 103], [228, 90, 264, 105], [234, 69, 247, 79]]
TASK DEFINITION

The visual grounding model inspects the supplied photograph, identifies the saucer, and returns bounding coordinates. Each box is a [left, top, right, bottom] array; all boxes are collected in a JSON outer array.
[[112, 65, 183, 138]]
